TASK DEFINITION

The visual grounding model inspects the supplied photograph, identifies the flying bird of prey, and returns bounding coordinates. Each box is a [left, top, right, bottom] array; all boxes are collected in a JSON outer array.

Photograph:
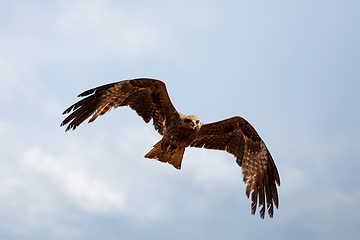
[[61, 78, 280, 218]]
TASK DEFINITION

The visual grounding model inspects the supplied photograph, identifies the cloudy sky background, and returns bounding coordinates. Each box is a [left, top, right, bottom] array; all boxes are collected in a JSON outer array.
[[1, 0, 359, 239]]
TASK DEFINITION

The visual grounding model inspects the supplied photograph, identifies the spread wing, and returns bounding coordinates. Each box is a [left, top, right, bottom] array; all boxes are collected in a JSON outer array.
[[190, 116, 280, 218], [61, 78, 179, 134]]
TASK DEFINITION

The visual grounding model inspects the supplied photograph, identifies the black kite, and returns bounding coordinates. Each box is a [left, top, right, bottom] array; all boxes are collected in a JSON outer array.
[[61, 78, 280, 218]]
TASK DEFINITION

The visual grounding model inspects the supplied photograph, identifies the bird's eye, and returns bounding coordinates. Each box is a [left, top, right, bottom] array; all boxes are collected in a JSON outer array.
[[184, 119, 191, 123], [196, 120, 200, 124]]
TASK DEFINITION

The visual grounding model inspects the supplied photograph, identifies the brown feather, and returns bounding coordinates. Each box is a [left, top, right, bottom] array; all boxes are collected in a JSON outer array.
[[191, 116, 280, 218], [145, 140, 185, 169], [60, 78, 178, 134]]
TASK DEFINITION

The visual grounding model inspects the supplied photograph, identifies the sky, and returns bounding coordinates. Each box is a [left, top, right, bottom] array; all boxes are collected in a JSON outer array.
[[0, 0, 359, 239]]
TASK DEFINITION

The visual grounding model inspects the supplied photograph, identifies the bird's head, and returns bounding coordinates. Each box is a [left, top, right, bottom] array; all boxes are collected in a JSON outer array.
[[182, 115, 201, 130]]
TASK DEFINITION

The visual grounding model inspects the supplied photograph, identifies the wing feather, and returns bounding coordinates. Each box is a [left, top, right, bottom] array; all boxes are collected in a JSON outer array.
[[61, 78, 178, 134], [190, 116, 280, 218]]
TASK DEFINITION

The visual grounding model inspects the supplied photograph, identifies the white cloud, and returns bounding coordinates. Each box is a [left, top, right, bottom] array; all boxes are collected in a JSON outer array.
[[0, 120, 10, 137], [280, 166, 307, 196], [0, 56, 22, 99], [184, 148, 243, 192], [20, 148, 125, 214], [57, 0, 158, 56], [0, 178, 21, 197]]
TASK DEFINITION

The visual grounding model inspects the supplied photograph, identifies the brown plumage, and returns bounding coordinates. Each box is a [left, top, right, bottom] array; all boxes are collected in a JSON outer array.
[[61, 78, 280, 218]]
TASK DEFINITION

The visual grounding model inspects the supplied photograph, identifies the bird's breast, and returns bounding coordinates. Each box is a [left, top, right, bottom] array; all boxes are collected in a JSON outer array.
[[163, 126, 198, 148]]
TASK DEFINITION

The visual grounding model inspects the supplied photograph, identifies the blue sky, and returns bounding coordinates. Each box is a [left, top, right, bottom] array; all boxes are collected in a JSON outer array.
[[0, 0, 359, 239]]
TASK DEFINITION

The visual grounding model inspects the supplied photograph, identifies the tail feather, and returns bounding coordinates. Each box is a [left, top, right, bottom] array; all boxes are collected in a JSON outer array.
[[145, 140, 185, 169]]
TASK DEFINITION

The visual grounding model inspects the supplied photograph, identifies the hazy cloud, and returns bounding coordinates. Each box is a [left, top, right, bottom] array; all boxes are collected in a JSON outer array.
[[1, 1, 359, 239], [21, 148, 125, 214], [57, 0, 158, 56]]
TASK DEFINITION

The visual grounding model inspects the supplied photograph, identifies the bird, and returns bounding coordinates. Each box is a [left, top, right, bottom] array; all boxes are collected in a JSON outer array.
[[60, 78, 280, 218]]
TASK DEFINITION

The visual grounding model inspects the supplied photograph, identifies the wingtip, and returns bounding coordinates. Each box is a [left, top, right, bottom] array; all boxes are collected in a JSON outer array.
[[65, 124, 75, 132], [60, 121, 76, 132], [62, 106, 74, 115], [268, 204, 274, 218], [77, 88, 96, 97], [276, 177, 281, 186]]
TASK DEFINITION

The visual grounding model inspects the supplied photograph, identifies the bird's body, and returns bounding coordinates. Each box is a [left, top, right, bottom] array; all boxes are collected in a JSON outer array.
[[145, 114, 201, 169], [61, 78, 280, 218]]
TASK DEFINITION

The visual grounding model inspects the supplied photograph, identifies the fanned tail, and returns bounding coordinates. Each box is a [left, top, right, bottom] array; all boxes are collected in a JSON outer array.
[[145, 140, 185, 169]]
